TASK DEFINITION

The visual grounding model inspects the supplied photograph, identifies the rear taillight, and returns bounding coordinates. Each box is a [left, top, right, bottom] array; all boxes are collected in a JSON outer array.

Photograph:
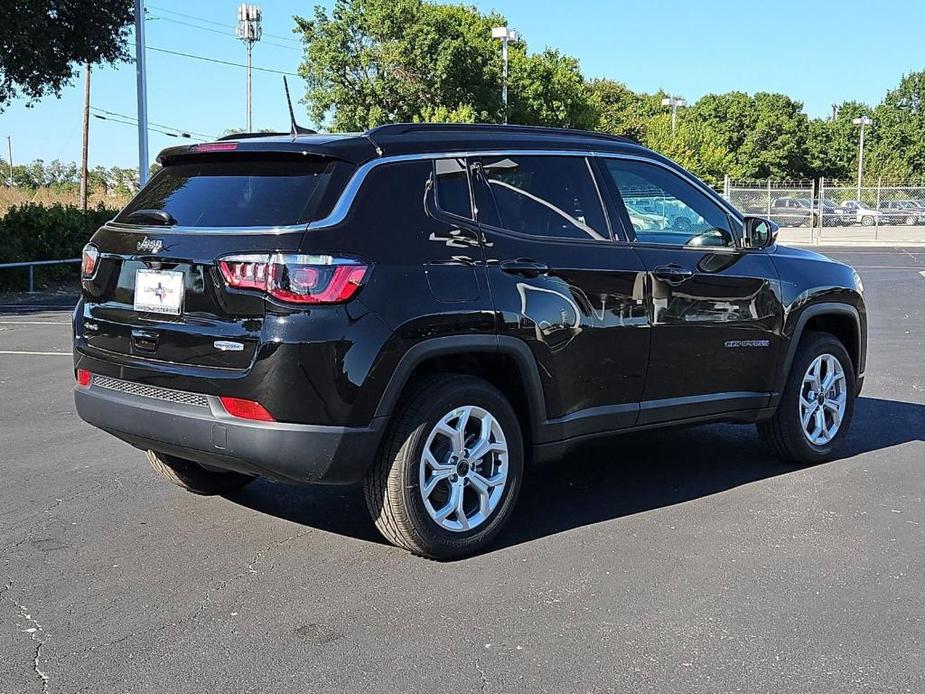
[[219, 396, 275, 422], [76, 369, 92, 387], [81, 244, 99, 278], [218, 253, 368, 305]]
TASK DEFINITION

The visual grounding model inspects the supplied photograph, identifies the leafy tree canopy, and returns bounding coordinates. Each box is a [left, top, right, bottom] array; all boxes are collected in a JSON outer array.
[[0, 1, 133, 108]]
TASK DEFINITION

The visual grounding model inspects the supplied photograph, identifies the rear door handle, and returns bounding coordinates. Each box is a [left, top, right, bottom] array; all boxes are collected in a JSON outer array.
[[653, 264, 694, 284], [500, 259, 550, 278]]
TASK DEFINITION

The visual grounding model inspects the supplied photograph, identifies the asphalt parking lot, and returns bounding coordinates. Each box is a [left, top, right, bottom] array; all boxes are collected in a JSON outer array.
[[1, 247, 923, 694]]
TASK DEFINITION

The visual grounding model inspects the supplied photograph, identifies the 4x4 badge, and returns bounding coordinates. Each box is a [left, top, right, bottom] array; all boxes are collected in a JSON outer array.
[[137, 237, 163, 254]]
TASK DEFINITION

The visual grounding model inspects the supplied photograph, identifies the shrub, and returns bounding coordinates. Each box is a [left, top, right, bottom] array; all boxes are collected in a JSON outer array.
[[0, 203, 117, 290]]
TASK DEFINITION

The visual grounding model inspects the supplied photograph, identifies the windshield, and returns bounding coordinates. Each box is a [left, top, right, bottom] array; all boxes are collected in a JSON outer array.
[[117, 158, 355, 228]]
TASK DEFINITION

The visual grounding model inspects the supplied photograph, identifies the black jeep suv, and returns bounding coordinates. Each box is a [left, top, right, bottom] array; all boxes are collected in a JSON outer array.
[[73, 124, 867, 558]]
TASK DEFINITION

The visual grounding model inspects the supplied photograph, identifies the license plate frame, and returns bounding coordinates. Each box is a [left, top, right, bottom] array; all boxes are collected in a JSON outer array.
[[133, 269, 184, 316]]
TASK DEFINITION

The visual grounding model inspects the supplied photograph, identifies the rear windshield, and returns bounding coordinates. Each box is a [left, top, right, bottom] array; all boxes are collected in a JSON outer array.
[[117, 158, 355, 227]]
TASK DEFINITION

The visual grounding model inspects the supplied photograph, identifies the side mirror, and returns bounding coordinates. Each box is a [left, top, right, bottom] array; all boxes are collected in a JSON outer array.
[[742, 216, 778, 248]]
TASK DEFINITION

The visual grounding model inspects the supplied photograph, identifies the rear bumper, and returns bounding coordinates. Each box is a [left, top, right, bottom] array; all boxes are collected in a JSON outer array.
[[74, 380, 385, 485]]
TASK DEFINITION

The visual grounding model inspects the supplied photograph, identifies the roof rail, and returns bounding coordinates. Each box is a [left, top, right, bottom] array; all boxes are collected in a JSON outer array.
[[364, 122, 635, 145]]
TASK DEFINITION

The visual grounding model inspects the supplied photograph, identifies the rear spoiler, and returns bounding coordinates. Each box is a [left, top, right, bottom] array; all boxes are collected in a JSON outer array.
[[157, 136, 376, 166]]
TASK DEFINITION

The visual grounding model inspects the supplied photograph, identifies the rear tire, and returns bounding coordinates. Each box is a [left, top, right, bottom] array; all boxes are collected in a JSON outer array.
[[861, 215, 875, 227], [758, 332, 856, 465], [146, 450, 255, 495], [363, 374, 524, 559]]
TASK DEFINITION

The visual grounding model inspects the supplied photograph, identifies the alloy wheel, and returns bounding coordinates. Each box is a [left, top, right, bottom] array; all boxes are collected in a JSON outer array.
[[799, 353, 847, 446], [419, 405, 509, 532]]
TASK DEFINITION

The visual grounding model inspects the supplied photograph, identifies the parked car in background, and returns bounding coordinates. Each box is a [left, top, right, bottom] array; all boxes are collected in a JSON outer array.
[[769, 197, 815, 227], [840, 200, 883, 226], [895, 200, 925, 224], [879, 200, 920, 225], [768, 197, 837, 227]]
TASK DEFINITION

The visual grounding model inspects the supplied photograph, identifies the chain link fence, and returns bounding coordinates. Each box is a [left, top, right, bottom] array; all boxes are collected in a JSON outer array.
[[722, 177, 925, 241]]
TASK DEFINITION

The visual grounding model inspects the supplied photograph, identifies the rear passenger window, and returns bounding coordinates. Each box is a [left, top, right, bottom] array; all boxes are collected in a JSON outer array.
[[473, 156, 609, 241], [433, 158, 472, 219]]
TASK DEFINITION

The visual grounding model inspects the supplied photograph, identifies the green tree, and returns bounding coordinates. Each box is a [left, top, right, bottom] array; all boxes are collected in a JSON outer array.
[[804, 101, 871, 180], [644, 114, 731, 187], [683, 91, 809, 180], [295, 0, 504, 130], [507, 48, 595, 129], [295, 0, 596, 130], [588, 79, 664, 143], [0, 0, 133, 108], [868, 71, 925, 181]]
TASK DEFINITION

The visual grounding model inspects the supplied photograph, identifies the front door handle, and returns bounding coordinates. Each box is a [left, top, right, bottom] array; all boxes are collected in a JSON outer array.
[[500, 259, 550, 278], [653, 264, 694, 284]]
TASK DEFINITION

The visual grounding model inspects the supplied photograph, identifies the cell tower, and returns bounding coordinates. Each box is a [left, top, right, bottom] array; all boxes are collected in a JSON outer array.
[[236, 4, 263, 132]]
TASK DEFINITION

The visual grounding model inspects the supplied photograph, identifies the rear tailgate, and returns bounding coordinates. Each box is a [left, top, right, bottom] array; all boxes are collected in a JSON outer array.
[[76, 154, 355, 370]]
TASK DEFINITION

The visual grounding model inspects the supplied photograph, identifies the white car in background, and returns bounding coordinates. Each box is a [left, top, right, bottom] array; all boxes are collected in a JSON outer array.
[[839, 200, 883, 226]]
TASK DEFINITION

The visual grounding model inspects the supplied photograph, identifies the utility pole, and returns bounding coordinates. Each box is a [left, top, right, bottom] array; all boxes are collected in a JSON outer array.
[[236, 4, 263, 132], [80, 63, 91, 210], [661, 96, 686, 137], [491, 26, 518, 124], [852, 116, 873, 203], [134, 0, 149, 186], [5, 135, 12, 187]]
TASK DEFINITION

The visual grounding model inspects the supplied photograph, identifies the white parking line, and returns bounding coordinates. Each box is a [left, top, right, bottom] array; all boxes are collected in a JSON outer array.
[[0, 350, 70, 356], [0, 321, 69, 325], [920, 271, 925, 280]]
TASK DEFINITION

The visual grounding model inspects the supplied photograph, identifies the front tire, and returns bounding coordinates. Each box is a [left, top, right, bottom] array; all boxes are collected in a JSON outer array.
[[758, 332, 856, 464], [146, 450, 255, 495], [363, 374, 524, 559]]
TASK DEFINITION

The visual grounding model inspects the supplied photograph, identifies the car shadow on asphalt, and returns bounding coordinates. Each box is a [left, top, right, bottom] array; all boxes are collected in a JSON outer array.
[[225, 396, 925, 555]]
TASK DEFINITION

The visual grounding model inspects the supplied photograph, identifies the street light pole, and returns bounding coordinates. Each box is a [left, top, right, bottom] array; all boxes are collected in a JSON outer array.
[[236, 4, 263, 132], [852, 116, 873, 203], [491, 26, 518, 124], [134, 0, 149, 186], [661, 96, 686, 137], [6, 135, 12, 187]]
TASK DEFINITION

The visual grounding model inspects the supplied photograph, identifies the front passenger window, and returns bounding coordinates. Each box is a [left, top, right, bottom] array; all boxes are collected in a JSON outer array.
[[604, 159, 735, 248]]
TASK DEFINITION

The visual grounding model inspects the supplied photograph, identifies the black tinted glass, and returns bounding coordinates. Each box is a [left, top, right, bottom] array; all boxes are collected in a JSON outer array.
[[476, 156, 608, 241], [434, 158, 472, 219], [118, 158, 355, 227]]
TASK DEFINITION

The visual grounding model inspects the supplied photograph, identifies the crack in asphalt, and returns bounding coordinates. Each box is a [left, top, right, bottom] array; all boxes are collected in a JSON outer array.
[[3, 577, 50, 694], [474, 658, 489, 693]]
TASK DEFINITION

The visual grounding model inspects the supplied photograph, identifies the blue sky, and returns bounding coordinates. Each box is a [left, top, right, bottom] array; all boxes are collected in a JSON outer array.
[[1, 0, 921, 168]]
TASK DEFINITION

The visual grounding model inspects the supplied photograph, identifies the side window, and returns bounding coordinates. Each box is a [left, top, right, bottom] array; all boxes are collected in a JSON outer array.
[[604, 159, 735, 248], [473, 155, 609, 241], [433, 158, 472, 219]]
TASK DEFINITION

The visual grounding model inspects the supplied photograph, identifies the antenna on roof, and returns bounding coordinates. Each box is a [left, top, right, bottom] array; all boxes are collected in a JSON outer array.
[[283, 76, 316, 137]]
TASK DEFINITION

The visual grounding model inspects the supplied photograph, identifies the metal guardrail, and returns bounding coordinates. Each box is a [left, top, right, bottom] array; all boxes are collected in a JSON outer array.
[[0, 259, 81, 292]]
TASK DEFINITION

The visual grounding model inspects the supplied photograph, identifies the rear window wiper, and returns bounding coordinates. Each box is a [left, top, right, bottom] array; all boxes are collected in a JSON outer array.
[[125, 208, 177, 226]]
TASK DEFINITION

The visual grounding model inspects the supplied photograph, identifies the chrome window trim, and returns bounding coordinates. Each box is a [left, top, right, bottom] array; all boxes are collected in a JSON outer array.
[[104, 148, 741, 237], [308, 149, 743, 231], [104, 221, 310, 235]]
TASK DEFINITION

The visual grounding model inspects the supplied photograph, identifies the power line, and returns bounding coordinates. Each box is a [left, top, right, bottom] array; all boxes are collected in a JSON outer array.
[[90, 108, 211, 142], [90, 107, 215, 140], [147, 45, 299, 76], [149, 15, 300, 51], [146, 4, 302, 44]]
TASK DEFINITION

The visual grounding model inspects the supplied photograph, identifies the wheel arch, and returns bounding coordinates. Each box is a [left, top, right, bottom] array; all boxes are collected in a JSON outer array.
[[777, 302, 864, 396], [373, 336, 547, 445]]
